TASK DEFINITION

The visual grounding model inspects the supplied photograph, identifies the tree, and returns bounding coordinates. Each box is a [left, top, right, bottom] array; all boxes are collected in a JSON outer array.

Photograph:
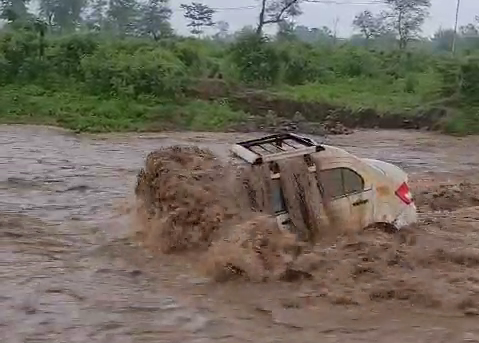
[[382, 0, 431, 50], [459, 21, 479, 52], [138, 0, 172, 40], [1, 0, 30, 22], [432, 28, 456, 52], [39, 0, 87, 32], [33, 18, 48, 57], [291, 25, 334, 44], [256, 0, 302, 35], [233, 25, 255, 39], [461, 23, 479, 37], [352, 10, 385, 42], [56, 0, 87, 32], [107, 0, 140, 36], [180, 2, 215, 36], [213, 20, 229, 39], [85, 0, 108, 31], [39, 0, 55, 28], [276, 20, 295, 40]]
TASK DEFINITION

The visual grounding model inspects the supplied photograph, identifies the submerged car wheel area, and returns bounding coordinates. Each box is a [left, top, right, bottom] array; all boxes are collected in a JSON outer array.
[[231, 133, 417, 234]]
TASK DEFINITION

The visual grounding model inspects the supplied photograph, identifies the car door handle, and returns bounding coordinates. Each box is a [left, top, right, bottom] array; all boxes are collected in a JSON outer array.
[[353, 199, 369, 207]]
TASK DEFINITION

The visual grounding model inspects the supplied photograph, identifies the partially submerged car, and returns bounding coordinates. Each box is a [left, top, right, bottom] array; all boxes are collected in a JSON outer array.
[[231, 133, 417, 233]]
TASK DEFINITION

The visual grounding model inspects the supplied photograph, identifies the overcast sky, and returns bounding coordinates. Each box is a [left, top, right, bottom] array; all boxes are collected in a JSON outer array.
[[168, 0, 479, 37]]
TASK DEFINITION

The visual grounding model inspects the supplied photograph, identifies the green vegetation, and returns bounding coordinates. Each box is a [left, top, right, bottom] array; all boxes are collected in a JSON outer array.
[[0, 85, 246, 132], [0, 0, 479, 134], [275, 73, 441, 113]]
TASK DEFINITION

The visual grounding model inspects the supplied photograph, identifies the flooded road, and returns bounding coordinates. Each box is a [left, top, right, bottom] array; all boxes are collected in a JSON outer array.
[[2, 125, 479, 343]]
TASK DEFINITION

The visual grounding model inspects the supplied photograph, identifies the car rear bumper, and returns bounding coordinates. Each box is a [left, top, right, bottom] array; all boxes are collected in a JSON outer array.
[[393, 203, 418, 229]]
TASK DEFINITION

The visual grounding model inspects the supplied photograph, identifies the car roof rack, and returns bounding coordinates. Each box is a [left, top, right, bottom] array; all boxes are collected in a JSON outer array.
[[231, 133, 325, 165]]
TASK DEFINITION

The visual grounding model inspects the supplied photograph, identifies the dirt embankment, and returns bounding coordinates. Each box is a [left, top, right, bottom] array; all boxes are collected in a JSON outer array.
[[132, 146, 479, 317], [189, 79, 448, 134]]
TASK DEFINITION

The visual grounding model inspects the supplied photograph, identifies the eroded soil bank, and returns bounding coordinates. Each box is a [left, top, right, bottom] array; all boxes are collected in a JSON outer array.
[[2, 126, 479, 342], [190, 80, 448, 134]]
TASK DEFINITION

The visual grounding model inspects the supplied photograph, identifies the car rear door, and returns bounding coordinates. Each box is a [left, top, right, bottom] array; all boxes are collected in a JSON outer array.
[[342, 166, 374, 230], [316, 164, 353, 232], [317, 161, 373, 232]]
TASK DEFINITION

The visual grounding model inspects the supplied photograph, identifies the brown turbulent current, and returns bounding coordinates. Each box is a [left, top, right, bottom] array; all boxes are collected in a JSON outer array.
[[2, 125, 479, 343]]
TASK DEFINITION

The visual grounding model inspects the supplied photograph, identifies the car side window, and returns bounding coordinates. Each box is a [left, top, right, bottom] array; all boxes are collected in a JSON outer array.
[[319, 168, 364, 199], [318, 169, 344, 199], [342, 168, 364, 194]]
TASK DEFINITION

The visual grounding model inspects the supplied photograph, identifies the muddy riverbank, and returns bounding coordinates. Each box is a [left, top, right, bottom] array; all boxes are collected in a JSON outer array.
[[190, 80, 449, 133], [2, 125, 479, 342]]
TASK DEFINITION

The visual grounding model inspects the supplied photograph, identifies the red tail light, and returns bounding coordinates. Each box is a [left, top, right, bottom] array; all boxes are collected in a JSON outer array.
[[395, 182, 413, 205]]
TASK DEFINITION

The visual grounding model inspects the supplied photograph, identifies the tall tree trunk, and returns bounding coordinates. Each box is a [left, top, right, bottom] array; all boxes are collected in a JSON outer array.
[[397, 10, 404, 50], [256, 0, 267, 35]]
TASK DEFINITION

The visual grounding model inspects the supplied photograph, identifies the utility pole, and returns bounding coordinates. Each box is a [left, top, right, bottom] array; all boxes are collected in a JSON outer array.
[[452, 0, 461, 55]]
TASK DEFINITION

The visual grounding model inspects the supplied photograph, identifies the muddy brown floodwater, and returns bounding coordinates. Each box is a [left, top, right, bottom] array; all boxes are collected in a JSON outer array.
[[2, 125, 479, 343]]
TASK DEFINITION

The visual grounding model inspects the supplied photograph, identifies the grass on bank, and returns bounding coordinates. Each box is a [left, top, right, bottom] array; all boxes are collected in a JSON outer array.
[[273, 74, 479, 136], [441, 108, 479, 135], [1, 83, 478, 136], [275, 73, 442, 113], [0, 85, 247, 133]]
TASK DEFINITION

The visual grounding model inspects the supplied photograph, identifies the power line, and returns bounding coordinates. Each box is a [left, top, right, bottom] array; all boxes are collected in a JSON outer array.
[[172, 5, 259, 12], [305, 0, 384, 4], [208, 5, 258, 11], [173, 1, 384, 12]]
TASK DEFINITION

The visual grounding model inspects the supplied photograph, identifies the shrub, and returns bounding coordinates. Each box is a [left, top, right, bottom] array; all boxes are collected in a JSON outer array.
[[47, 34, 99, 78], [275, 41, 325, 85], [434, 56, 461, 97], [0, 31, 44, 82], [460, 56, 479, 103], [228, 33, 281, 85], [81, 46, 188, 98], [330, 46, 380, 78]]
